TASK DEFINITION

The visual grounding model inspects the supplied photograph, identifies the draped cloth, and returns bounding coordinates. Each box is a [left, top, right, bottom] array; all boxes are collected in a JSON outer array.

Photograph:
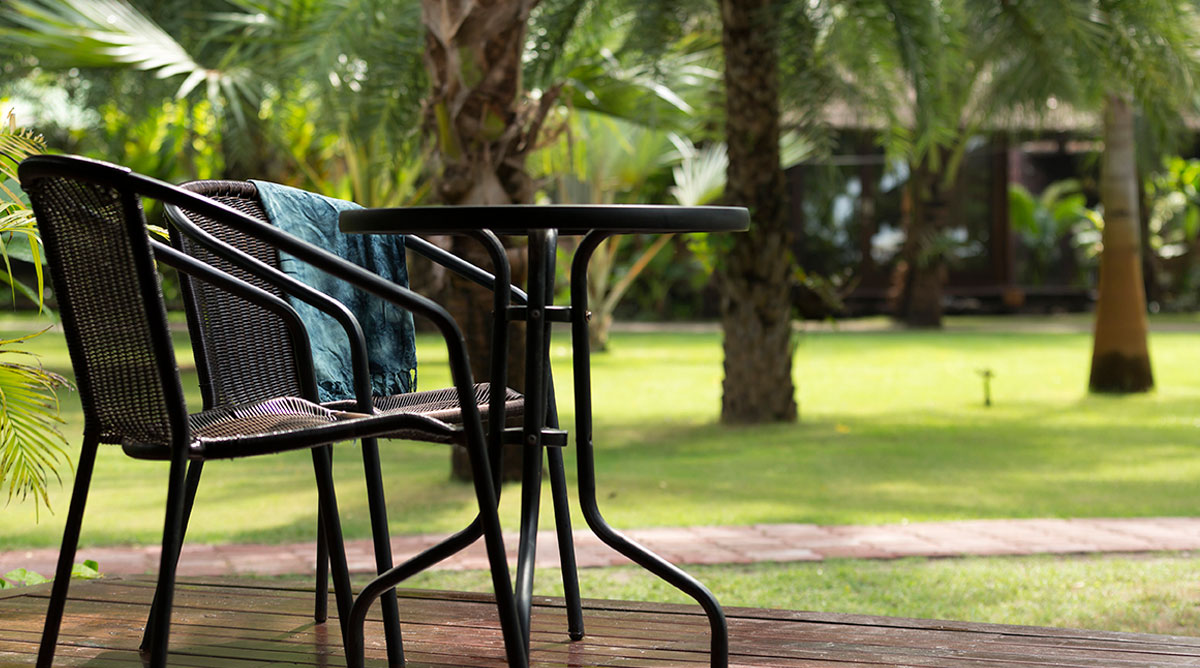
[[251, 181, 417, 403]]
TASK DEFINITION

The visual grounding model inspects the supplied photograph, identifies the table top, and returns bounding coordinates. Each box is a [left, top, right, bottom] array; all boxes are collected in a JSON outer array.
[[339, 204, 750, 236]]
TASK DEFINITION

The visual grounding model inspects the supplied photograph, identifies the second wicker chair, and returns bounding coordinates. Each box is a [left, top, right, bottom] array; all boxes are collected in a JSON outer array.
[[163, 180, 584, 663]]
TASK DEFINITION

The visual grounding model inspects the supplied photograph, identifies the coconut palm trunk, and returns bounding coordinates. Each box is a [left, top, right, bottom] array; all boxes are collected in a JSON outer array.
[[1089, 93, 1153, 392], [718, 0, 798, 423], [894, 151, 954, 327], [421, 0, 558, 478]]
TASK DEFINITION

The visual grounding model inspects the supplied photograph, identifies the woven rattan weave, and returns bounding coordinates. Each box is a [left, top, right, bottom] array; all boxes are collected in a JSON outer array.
[[26, 175, 176, 447]]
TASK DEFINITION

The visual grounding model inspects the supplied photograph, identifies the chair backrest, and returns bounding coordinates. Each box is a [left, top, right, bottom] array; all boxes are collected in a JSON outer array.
[[19, 155, 187, 446], [167, 181, 306, 406]]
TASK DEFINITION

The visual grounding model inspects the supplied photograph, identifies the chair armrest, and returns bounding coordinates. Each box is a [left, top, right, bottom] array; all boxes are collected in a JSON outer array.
[[150, 241, 322, 403], [405, 234, 530, 306]]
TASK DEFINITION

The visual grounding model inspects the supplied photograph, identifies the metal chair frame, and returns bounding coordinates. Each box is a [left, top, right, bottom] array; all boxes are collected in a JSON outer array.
[[162, 181, 585, 664], [21, 154, 526, 668]]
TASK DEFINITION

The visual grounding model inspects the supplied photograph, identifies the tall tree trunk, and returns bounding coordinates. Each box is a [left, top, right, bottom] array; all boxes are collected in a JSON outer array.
[[1089, 94, 1154, 392], [718, 0, 797, 423], [893, 152, 952, 328], [421, 0, 556, 479]]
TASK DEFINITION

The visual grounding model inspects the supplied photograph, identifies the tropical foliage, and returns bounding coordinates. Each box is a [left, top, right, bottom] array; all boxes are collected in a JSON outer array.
[[1145, 157, 1200, 308], [1008, 179, 1100, 288], [4, 0, 1200, 413], [0, 111, 69, 518]]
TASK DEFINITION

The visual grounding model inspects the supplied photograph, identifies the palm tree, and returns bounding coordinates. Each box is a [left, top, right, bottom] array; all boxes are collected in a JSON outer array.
[[988, 0, 1200, 393], [825, 0, 1025, 327], [423, 0, 729, 473], [718, 0, 796, 421]]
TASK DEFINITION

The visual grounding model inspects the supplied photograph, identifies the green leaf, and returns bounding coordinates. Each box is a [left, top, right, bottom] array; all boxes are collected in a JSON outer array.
[[1008, 185, 1037, 236], [1184, 206, 1199, 241], [0, 232, 42, 266], [671, 142, 727, 207], [71, 560, 100, 579], [0, 330, 72, 519], [3, 568, 49, 586], [1, 179, 30, 209]]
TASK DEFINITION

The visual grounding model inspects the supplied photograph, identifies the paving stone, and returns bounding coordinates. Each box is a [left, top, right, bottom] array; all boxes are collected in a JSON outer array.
[[6, 518, 1200, 577], [735, 547, 822, 562], [812, 544, 898, 559]]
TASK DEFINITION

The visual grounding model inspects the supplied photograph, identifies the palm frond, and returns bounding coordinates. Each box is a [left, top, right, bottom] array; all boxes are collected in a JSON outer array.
[[0, 334, 71, 520], [527, 0, 595, 87], [671, 142, 726, 207], [0, 112, 48, 311], [2, 0, 260, 125]]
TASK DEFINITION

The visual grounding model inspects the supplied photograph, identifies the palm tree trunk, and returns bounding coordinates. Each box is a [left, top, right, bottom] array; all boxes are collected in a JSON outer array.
[[718, 0, 797, 423], [421, 0, 547, 479], [893, 152, 951, 327], [1089, 93, 1154, 392]]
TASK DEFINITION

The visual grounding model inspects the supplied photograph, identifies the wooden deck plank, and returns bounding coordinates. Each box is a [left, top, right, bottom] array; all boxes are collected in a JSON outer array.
[[2, 576, 1200, 667], [9, 594, 1200, 666], [45, 582, 1200, 667]]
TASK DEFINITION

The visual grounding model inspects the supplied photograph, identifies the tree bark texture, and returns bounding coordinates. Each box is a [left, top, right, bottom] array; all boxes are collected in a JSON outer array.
[[1089, 94, 1154, 393], [718, 0, 798, 423], [892, 152, 953, 327], [422, 0, 552, 479]]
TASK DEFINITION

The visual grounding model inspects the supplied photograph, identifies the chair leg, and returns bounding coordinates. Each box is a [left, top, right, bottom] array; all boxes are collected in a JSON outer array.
[[141, 459, 204, 651], [546, 447, 584, 640], [145, 449, 192, 667], [347, 434, 526, 667], [468, 437, 527, 668], [359, 437, 405, 666], [345, 519, 483, 668], [313, 444, 332, 625], [36, 436, 99, 668], [310, 446, 354, 650], [315, 507, 329, 622]]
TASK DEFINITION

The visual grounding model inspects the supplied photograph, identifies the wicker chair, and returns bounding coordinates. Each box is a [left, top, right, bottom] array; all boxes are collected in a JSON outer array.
[[20, 155, 526, 668], [163, 180, 585, 660]]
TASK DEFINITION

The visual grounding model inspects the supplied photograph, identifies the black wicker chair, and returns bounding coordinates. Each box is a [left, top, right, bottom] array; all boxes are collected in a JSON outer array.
[[163, 180, 585, 661], [20, 154, 526, 668]]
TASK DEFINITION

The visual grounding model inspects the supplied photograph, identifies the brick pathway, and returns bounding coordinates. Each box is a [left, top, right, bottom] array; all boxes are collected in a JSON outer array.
[[3, 517, 1199, 578]]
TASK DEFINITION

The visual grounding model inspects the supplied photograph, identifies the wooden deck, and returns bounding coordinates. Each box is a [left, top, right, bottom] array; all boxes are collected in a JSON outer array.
[[3, 576, 1200, 667]]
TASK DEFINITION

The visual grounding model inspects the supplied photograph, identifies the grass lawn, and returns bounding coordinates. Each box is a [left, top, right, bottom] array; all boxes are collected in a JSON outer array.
[[4, 312, 1200, 635], [3, 313, 1200, 548], [365, 551, 1200, 636]]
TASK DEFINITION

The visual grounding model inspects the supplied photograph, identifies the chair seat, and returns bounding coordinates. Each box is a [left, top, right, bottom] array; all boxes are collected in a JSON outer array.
[[190, 396, 354, 439], [123, 386, 522, 458], [121, 395, 462, 460], [323, 382, 523, 444]]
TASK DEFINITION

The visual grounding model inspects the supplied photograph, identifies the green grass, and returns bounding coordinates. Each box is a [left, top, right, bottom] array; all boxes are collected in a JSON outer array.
[[355, 552, 1200, 636], [2, 314, 1200, 551], [5, 313, 1200, 635]]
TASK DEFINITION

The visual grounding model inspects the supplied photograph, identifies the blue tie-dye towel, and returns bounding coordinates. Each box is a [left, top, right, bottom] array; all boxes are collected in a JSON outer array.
[[251, 180, 416, 403]]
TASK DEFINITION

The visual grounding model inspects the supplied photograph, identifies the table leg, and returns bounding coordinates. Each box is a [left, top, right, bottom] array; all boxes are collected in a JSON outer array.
[[515, 447, 543, 647], [569, 231, 729, 668], [513, 229, 558, 649], [545, 391, 585, 639]]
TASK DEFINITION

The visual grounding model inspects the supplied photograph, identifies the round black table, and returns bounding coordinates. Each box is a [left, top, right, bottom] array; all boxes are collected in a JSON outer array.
[[340, 203, 750, 236], [340, 204, 748, 668]]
